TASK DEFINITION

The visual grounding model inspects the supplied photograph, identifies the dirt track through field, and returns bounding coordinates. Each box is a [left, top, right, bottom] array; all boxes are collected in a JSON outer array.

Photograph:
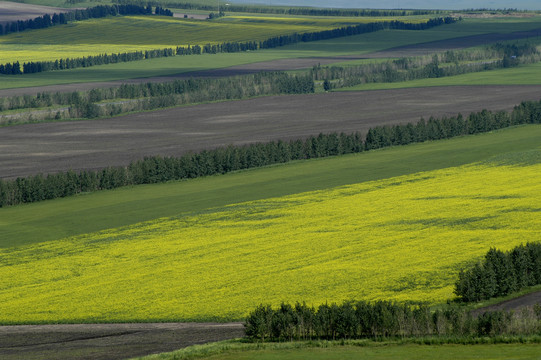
[[1, 85, 541, 179], [1, 26, 541, 98], [0, 322, 244, 360]]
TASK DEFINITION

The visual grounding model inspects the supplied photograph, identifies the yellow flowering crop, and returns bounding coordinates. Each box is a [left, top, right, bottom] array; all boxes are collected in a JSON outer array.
[[1, 162, 540, 323]]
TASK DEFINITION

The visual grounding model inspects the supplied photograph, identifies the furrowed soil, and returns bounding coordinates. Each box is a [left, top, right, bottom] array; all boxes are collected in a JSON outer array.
[[1, 85, 541, 179], [0, 322, 244, 360]]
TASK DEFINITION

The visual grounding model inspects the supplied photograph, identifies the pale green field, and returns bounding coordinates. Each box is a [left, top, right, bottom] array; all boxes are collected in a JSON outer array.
[[1, 158, 540, 323]]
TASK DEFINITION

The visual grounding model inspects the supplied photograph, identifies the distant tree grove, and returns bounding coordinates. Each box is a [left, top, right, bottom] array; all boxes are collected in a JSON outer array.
[[0, 98, 540, 208]]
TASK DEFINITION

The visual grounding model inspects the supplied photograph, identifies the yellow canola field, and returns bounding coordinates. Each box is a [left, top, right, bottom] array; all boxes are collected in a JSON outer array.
[[1, 162, 540, 323]]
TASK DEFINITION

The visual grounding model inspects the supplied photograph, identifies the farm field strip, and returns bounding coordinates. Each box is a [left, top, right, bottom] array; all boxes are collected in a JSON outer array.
[[1, 159, 540, 323], [1, 16, 541, 89]]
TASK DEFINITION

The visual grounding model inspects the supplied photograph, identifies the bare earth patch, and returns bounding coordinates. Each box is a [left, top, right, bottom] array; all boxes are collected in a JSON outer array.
[[1, 85, 541, 179], [0, 322, 244, 360]]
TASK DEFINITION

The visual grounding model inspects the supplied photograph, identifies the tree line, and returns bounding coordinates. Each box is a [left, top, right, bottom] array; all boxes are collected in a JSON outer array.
[[455, 243, 541, 302], [116, 0, 441, 17], [0, 71, 314, 124], [0, 17, 455, 75], [0, 4, 173, 37], [1, 97, 541, 207], [244, 300, 541, 341]]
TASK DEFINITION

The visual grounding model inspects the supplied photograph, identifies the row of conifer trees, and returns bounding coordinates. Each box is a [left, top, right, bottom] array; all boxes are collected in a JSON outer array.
[[455, 243, 541, 302], [1, 98, 541, 208]]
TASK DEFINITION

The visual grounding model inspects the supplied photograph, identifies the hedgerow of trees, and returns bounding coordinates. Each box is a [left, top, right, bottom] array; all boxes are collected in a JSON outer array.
[[244, 300, 541, 341], [455, 243, 541, 302], [1, 97, 541, 207]]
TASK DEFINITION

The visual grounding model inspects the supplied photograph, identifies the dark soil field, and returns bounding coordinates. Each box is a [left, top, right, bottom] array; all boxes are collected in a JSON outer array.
[[0, 322, 245, 360], [1, 85, 541, 179], [0, 1, 73, 26]]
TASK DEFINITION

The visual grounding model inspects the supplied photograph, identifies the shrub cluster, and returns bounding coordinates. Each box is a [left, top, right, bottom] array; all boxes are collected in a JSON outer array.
[[245, 301, 541, 341], [455, 243, 541, 302]]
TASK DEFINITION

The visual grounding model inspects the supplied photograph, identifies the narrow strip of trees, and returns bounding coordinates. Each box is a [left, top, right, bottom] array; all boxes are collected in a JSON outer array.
[[1, 97, 541, 207], [455, 243, 541, 302], [245, 300, 541, 341]]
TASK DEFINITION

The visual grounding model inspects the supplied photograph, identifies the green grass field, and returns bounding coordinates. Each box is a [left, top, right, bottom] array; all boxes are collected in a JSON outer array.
[[2, 125, 540, 249], [136, 342, 541, 360]]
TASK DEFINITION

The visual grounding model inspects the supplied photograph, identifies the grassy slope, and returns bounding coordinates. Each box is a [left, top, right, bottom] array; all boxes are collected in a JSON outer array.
[[2, 16, 541, 89], [1, 124, 540, 249]]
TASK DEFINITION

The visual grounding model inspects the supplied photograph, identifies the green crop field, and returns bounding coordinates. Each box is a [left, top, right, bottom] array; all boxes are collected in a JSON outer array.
[[1, 125, 540, 323], [135, 342, 541, 360]]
